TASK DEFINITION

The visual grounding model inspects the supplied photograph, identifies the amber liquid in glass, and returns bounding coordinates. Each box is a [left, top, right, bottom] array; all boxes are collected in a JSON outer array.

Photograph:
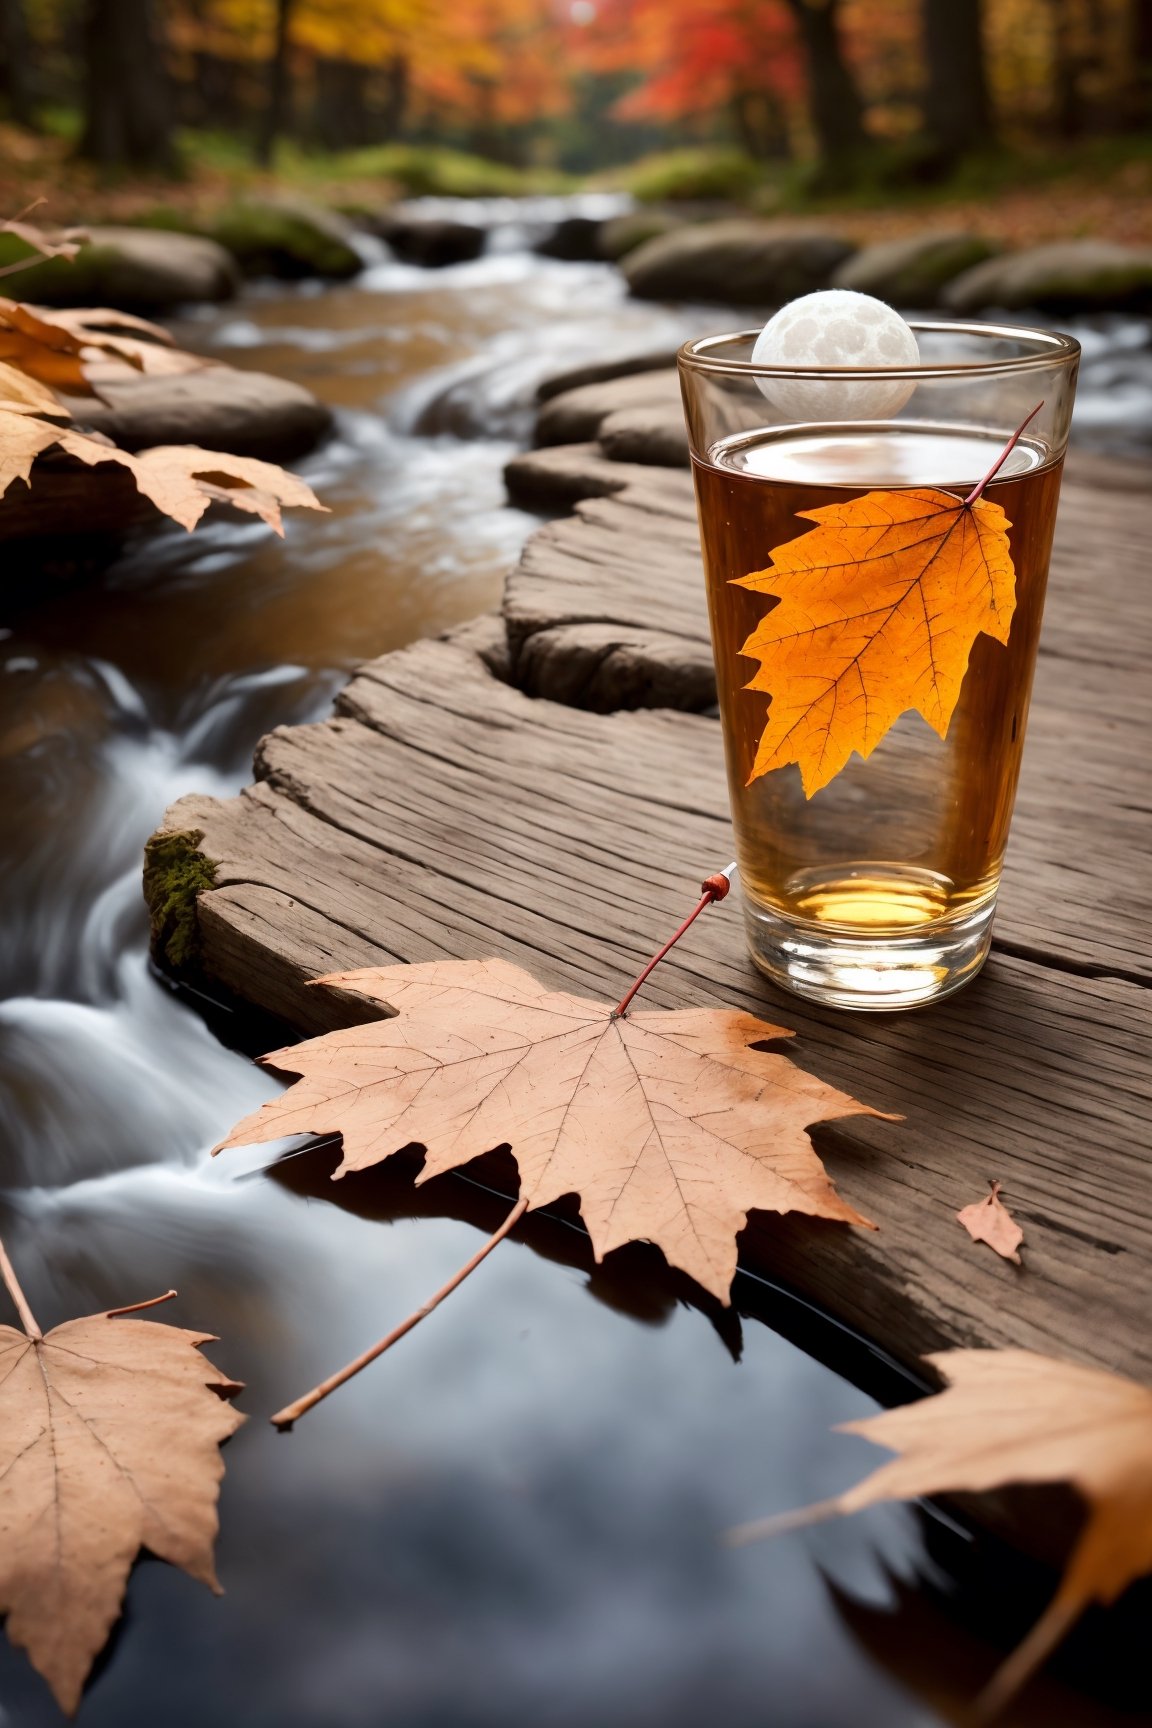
[[692, 425, 1062, 994]]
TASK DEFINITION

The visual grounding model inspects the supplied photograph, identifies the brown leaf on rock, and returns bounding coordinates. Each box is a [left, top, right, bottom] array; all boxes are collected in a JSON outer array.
[[0, 296, 187, 397], [0, 405, 326, 533], [734, 1349, 1152, 1718], [0, 359, 70, 416], [957, 1180, 1024, 1264], [217, 957, 889, 1304], [0, 1299, 243, 1714]]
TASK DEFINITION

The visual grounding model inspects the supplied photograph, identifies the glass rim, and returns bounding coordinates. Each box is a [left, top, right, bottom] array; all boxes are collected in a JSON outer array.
[[677, 319, 1081, 382]]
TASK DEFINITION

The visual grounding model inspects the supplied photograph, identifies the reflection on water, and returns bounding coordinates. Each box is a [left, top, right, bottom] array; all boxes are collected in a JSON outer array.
[[0, 228, 1146, 1725]]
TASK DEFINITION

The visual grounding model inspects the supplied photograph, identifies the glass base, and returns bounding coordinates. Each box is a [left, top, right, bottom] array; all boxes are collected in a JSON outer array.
[[744, 890, 996, 1012]]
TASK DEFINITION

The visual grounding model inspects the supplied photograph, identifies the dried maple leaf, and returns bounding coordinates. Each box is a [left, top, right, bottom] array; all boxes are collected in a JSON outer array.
[[0, 1257, 243, 1716], [218, 957, 886, 1306], [957, 1179, 1024, 1264], [0, 297, 185, 397], [736, 485, 1016, 796], [734, 1348, 1152, 1718], [0, 405, 326, 533], [0, 358, 69, 416]]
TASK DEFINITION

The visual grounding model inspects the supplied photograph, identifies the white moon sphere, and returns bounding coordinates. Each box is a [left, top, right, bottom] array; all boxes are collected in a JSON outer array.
[[752, 289, 920, 421]]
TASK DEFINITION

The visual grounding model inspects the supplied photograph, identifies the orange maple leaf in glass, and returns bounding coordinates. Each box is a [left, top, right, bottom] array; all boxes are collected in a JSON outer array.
[[734, 409, 1041, 798]]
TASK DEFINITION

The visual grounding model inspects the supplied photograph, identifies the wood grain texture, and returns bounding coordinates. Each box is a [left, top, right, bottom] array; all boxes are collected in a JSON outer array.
[[149, 631, 1152, 1392], [503, 443, 685, 513], [534, 368, 684, 448], [146, 356, 1152, 1424]]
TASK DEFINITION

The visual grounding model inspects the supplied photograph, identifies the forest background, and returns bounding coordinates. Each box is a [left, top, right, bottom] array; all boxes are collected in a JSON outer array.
[[1, 0, 1151, 242]]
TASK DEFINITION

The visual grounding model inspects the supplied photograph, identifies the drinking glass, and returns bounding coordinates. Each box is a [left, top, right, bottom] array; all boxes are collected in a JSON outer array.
[[678, 321, 1079, 1010]]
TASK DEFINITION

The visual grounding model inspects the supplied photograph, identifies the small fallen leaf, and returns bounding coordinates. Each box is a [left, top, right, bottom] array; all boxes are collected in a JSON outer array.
[[0, 1297, 243, 1714], [735, 486, 1016, 797], [734, 1348, 1152, 1718], [218, 957, 890, 1304], [0, 405, 326, 533], [957, 1180, 1024, 1264], [0, 214, 84, 276]]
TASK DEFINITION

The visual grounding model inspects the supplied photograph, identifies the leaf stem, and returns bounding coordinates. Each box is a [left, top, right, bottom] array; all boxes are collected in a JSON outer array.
[[963, 401, 1044, 507], [107, 1290, 178, 1319], [271, 1194, 531, 1431], [270, 864, 738, 1430], [0, 1234, 42, 1339], [613, 864, 737, 1018]]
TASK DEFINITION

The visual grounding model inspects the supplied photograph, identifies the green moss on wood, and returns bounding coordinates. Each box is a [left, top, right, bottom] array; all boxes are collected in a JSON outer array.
[[144, 829, 215, 976]]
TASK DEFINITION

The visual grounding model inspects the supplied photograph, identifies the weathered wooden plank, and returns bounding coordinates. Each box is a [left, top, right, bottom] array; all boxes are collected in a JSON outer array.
[[147, 633, 1152, 1395], [535, 348, 681, 403], [534, 368, 684, 448], [503, 443, 688, 513]]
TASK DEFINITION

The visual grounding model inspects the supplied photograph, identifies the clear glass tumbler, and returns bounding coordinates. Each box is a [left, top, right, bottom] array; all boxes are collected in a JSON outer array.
[[678, 321, 1079, 1011]]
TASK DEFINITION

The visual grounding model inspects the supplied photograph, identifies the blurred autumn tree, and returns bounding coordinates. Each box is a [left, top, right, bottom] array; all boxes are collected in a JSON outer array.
[[181, 0, 571, 163], [585, 0, 802, 161], [0, 0, 1149, 181]]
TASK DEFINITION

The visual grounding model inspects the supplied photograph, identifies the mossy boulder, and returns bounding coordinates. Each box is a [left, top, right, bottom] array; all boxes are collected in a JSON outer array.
[[597, 210, 681, 262], [615, 147, 762, 205], [833, 233, 1000, 308], [623, 220, 855, 305], [943, 240, 1152, 312], [535, 215, 605, 262], [205, 199, 363, 280], [0, 226, 238, 311]]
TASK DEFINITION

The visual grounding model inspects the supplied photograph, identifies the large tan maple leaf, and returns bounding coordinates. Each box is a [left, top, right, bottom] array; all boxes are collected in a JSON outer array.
[[0, 1305, 243, 1715], [218, 957, 886, 1303], [735, 487, 1016, 797]]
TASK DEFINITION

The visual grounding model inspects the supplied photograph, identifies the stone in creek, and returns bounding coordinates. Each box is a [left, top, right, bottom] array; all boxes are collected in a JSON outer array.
[[833, 232, 1000, 308], [622, 220, 855, 305], [943, 239, 1152, 312], [205, 199, 363, 280], [534, 216, 605, 261], [60, 365, 333, 462], [376, 213, 485, 268], [597, 209, 681, 262], [0, 226, 238, 311]]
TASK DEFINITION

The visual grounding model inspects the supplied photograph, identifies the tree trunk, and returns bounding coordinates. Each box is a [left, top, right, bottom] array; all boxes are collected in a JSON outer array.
[[784, 0, 869, 169], [0, 0, 36, 129], [921, 0, 993, 160], [257, 0, 295, 168], [731, 88, 791, 161], [1127, 0, 1152, 124], [312, 58, 367, 149], [78, 0, 173, 169], [381, 54, 408, 140]]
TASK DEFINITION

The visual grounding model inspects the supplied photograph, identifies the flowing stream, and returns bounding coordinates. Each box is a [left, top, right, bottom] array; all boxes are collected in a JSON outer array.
[[1, 205, 1149, 1726]]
